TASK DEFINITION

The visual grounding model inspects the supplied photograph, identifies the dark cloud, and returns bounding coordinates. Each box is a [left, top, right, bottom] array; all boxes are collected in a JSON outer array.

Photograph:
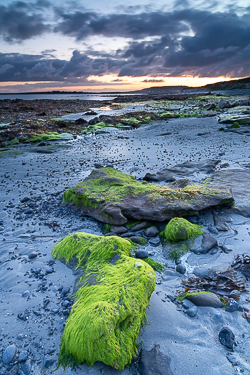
[[0, 2, 250, 80], [0, 51, 123, 82], [0, 1, 50, 42], [143, 79, 164, 82]]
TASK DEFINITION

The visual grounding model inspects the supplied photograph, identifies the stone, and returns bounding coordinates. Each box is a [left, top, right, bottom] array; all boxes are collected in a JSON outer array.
[[225, 298, 240, 312], [188, 292, 223, 308], [148, 237, 161, 246], [219, 327, 235, 350], [110, 225, 127, 234], [139, 345, 173, 375], [176, 263, 186, 274], [22, 290, 30, 298], [145, 226, 159, 237], [44, 356, 56, 368], [63, 168, 233, 225], [2, 344, 17, 364], [18, 351, 28, 362], [190, 233, 217, 254], [28, 251, 38, 259], [182, 299, 195, 309], [131, 221, 149, 231], [187, 306, 198, 317], [135, 250, 148, 259]]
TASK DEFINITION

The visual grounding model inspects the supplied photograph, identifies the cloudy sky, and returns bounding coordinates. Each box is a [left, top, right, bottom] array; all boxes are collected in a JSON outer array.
[[0, 0, 250, 92]]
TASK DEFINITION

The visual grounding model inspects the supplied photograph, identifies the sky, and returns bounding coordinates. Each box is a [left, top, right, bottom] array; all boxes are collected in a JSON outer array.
[[0, 0, 250, 92]]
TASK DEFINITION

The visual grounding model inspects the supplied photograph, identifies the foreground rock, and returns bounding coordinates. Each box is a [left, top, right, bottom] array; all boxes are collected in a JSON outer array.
[[63, 168, 234, 225], [52, 233, 156, 370], [139, 345, 173, 375], [209, 169, 250, 217]]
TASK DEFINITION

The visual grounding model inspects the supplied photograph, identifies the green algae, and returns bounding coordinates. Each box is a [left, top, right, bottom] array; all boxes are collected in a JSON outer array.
[[160, 111, 179, 119], [177, 291, 212, 301], [63, 167, 226, 225], [143, 258, 164, 272], [29, 132, 73, 142], [230, 122, 240, 128], [164, 218, 203, 260], [165, 217, 203, 242], [52, 233, 156, 370], [122, 117, 142, 125]]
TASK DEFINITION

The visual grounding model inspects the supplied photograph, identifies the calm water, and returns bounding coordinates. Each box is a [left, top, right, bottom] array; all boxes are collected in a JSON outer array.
[[0, 93, 135, 101]]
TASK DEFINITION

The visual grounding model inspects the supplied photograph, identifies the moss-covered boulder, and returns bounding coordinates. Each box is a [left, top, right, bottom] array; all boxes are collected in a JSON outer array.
[[63, 167, 234, 225], [52, 233, 156, 370], [164, 217, 203, 242]]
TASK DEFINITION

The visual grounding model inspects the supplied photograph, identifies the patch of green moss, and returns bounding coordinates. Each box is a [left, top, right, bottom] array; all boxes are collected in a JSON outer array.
[[230, 122, 240, 129], [0, 149, 24, 158], [177, 291, 212, 301], [160, 111, 179, 119], [143, 258, 164, 272], [102, 223, 111, 234], [122, 117, 142, 125], [52, 233, 156, 370], [164, 217, 203, 242], [169, 242, 190, 260], [29, 132, 73, 142]]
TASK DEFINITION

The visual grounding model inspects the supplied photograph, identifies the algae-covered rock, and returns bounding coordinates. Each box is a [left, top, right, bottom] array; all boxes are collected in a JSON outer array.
[[63, 167, 234, 225], [52, 233, 156, 370], [164, 217, 203, 242]]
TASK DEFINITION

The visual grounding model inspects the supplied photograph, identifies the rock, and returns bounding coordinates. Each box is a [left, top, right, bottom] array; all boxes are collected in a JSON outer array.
[[129, 236, 147, 245], [20, 197, 30, 203], [225, 298, 240, 312], [63, 168, 234, 225], [2, 344, 17, 364], [135, 250, 148, 259], [219, 327, 235, 350], [218, 99, 231, 109], [131, 221, 148, 231], [44, 356, 56, 368], [143, 160, 220, 182], [52, 232, 156, 370], [190, 233, 217, 254], [188, 292, 223, 308], [165, 217, 203, 242], [139, 345, 173, 375], [208, 226, 218, 235], [148, 237, 160, 246], [182, 299, 195, 309], [145, 226, 159, 237], [61, 286, 70, 296], [28, 251, 38, 259], [110, 225, 127, 234], [176, 263, 186, 274], [22, 290, 30, 298], [18, 351, 28, 362], [226, 353, 239, 366], [187, 306, 198, 317], [210, 169, 250, 217]]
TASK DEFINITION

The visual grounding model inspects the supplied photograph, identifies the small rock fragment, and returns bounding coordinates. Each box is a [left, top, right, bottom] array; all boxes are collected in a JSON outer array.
[[219, 327, 235, 350]]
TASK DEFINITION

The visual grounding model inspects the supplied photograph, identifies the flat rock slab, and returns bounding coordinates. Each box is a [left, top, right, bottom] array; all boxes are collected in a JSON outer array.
[[143, 160, 220, 183], [64, 167, 234, 225], [209, 169, 250, 217], [139, 345, 173, 375]]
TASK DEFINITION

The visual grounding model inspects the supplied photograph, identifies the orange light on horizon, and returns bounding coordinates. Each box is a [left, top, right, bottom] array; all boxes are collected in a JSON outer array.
[[0, 75, 240, 93]]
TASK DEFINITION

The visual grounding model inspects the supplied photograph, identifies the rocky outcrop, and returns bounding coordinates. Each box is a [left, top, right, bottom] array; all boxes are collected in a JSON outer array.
[[63, 167, 234, 225]]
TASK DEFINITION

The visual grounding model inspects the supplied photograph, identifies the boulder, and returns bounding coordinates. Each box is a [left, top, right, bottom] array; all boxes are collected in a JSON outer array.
[[63, 168, 234, 225], [52, 233, 156, 370]]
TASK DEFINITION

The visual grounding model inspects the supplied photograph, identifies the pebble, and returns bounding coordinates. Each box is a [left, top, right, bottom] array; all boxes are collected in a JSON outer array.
[[18, 350, 28, 362], [21, 197, 30, 203], [44, 356, 57, 368], [208, 226, 219, 235], [219, 327, 235, 350], [21, 359, 32, 375], [187, 306, 198, 317], [148, 237, 160, 246], [2, 344, 17, 364], [145, 226, 159, 237], [135, 250, 148, 259], [61, 286, 70, 295], [176, 263, 186, 274], [182, 299, 194, 309], [225, 298, 240, 312], [22, 290, 31, 298], [28, 251, 38, 259], [188, 293, 223, 308], [24, 209, 33, 215]]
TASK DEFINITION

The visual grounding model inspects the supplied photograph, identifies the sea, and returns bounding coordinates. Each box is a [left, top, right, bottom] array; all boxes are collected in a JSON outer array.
[[0, 93, 134, 101]]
